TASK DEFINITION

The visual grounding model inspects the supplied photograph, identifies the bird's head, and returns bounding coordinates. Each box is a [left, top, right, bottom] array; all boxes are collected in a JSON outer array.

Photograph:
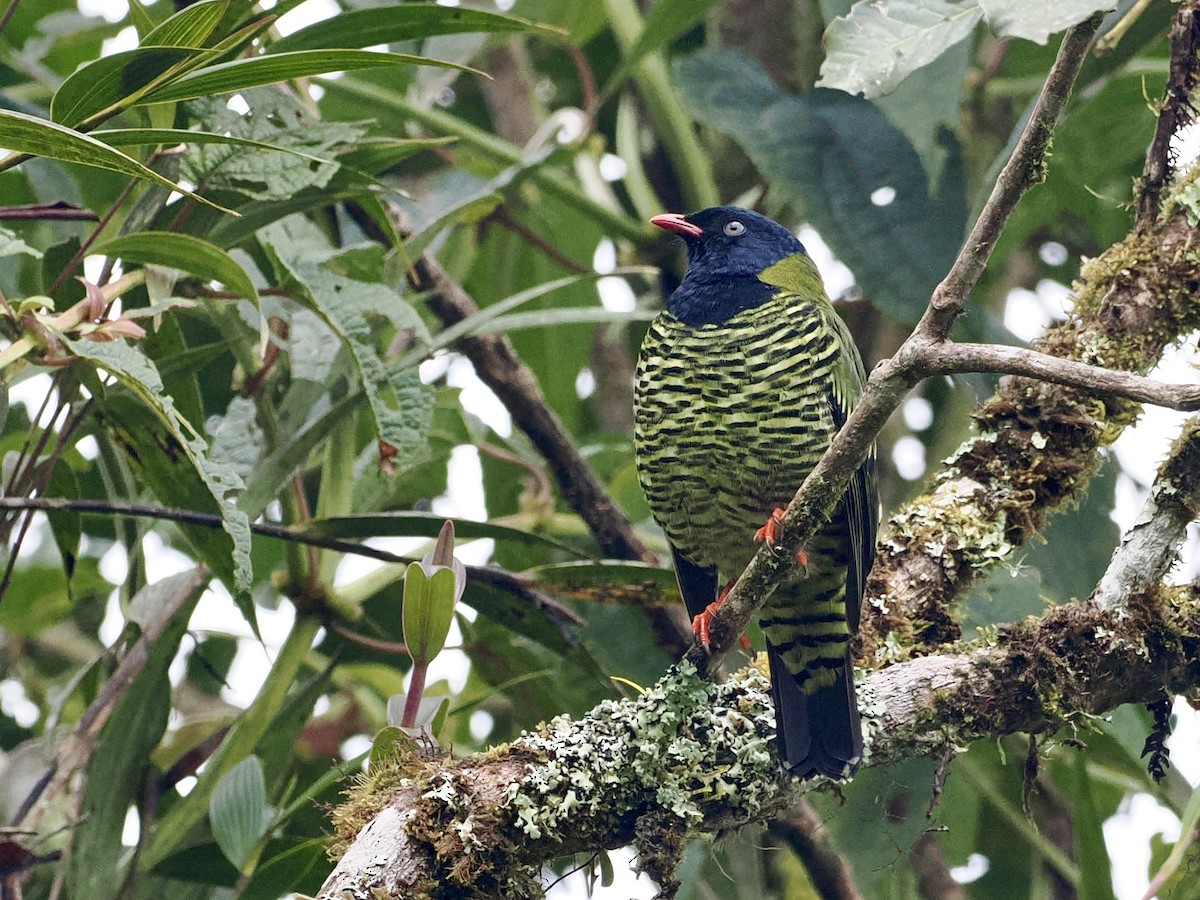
[[652, 206, 811, 326], [652, 206, 806, 279]]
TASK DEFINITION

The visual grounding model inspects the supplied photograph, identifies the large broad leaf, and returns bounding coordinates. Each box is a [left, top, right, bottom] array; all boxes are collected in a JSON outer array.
[[0, 111, 233, 213], [676, 46, 965, 321], [268, 3, 547, 53], [264, 230, 433, 464], [66, 571, 206, 900], [68, 339, 254, 622], [819, 0, 983, 97], [91, 232, 260, 307], [820, 0, 1114, 97], [140, 49, 480, 105]]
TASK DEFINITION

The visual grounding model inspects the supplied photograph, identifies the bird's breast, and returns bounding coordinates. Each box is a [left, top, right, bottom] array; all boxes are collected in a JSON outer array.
[[634, 296, 840, 577]]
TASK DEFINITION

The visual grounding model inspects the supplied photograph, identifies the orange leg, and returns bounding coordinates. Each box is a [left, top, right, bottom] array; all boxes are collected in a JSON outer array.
[[691, 582, 754, 650], [754, 507, 810, 572]]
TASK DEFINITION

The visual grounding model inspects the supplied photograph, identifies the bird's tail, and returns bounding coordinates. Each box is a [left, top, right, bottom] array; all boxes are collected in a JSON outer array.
[[767, 643, 863, 779]]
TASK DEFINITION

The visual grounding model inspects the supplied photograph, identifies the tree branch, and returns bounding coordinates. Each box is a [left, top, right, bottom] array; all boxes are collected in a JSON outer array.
[[318, 585, 1200, 897], [686, 14, 1105, 676]]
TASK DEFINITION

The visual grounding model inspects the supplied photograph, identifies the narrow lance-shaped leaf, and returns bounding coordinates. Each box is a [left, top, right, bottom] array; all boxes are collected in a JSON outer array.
[[142, 0, 230, 47], [0, 111, 235, 214], [140, 50, 483, 105], [91, 232, 260, 309], [267, 3, 553, 53]]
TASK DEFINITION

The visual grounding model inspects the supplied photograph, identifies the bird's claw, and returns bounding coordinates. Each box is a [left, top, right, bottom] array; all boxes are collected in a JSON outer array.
[[692, 582, 750, 650], [754, 507, 787, 551], [754, 508, 810, 574]]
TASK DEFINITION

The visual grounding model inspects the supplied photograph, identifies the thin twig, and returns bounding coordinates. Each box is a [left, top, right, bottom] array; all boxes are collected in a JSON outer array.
[[685, 14, 1105, 675], [1136, 0, 1200, 228], [916, 341, 1200, 410]]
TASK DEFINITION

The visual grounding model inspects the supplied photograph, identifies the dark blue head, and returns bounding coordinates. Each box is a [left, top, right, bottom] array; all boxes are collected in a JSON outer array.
[[653, 206, 808, 326]]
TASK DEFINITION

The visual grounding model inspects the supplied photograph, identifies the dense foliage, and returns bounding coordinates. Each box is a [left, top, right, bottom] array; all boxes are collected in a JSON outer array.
[[0, 1, 1197, 898]]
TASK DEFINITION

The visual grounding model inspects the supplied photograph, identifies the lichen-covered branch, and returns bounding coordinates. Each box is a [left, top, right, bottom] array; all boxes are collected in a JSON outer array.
[[319, 588, 1200, 898], [1093, 415, 1200, 611]]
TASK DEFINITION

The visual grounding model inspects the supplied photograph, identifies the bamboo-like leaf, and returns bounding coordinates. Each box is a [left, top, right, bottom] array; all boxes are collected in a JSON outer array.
[[141, 50, 483, 105], [298, 512, 586, 558], [93, 127, 334, 165], [142, 0, 230, 47], [268, 3, 551, 53], [51, 47, 200, 127], [0, 111, 234, 214], [91, 232, 260, 306]]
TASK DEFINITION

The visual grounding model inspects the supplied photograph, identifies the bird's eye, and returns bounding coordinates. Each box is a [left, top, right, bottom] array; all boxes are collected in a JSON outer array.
[[723, 220, 746, 237]]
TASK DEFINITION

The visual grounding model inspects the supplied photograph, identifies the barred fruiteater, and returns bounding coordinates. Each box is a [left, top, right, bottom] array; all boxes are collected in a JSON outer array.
[[633, 207, 878, 779]]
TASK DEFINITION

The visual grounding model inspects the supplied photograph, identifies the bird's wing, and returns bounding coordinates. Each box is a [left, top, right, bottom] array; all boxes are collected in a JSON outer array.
[[671, 545, 718, 621], [826, 314, 879, 633]]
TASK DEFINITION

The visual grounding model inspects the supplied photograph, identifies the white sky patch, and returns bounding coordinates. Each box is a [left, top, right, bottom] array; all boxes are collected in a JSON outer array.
[[593, 238, 616, 274], [1104, 792, 1181, 900], [78, 0, 129, 22], [598, 277, 636, 312], [446, 354, 513, 437], [903, 396, 934, 431], [870, 185, 896, 207], [892, 435, 926, 481], [949, 852, 989, 884], [598, 154, 627, 182], [274, 0, 339, 37], [798, 225, 855, 298], [101, 25, 139, 57]]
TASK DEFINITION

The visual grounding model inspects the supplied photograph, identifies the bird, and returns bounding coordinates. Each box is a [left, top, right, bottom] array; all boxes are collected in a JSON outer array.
[[633, 206, 878, 779]]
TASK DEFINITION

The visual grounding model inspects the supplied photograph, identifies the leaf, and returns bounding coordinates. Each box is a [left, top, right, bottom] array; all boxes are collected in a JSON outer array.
[[91, 232, 260, 306], [209, 755, 269, 871], [93, 126, 336, 164], [265, 244, 433, 464], [819, 0, 983, 98], [268, 3, 549, 53], [676, 46, 965, 321], [1067, 754, 1117, 900], [0, 110, 234, 214], [599, 0, 722, 101], [51, 47, 200, 127], [141, 50, 482, 105], [402, 562, 458, 664], [67, 339, 255, 621], [0, 225, 43, 259], [67, 571, 206, 900], [979, 0, 1112, 44], [141, 0, 229, 47]]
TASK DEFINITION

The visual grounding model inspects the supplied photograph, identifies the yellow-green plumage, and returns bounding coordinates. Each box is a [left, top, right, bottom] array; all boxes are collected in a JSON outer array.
[[634, 207, 877, 778]]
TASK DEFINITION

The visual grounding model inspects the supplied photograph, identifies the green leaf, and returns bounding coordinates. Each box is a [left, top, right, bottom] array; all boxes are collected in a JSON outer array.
[[67, 571, 206, 900], [268, 3, 548, 53], [819, 0, 983, 98], [51, 47, 200, 127], [141, 0, 229, 47], [1068, 754, 1117, 900], [265, 245, 433, 463], [676, 46, 965, 321], [91, 232, 260, 306], [93, 126, 335, 164], [0, 224, 43, 259], [979, 0, 1111, 44], [402, 562, 458, 664], [141, 50, 482, 105], [210, 755, 269, 872], [0, 110, 235, 214], [67, 339, 254, 620], [599, 0, 722, 102]]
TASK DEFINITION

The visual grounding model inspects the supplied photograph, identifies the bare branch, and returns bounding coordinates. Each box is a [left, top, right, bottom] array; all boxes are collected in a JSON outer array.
[[916, 342, 1200, 411]]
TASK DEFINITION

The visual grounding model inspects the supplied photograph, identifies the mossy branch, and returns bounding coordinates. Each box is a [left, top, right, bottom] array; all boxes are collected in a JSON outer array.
[[318, 586, 1200, 898]]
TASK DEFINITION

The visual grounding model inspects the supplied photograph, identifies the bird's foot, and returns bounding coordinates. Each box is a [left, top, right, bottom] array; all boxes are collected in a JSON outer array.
[[691, 583, 755, 650], [692, 581, 735, 649], [754, 508, 810, 574]]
